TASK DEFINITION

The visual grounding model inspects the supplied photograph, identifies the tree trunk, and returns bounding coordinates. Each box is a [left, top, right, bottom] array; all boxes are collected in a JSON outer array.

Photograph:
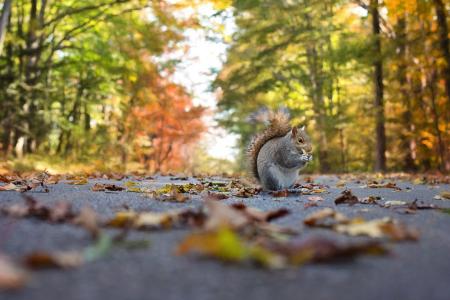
[[395, 17, 416, 171], [428, 69, 447, 172], [304, 11, 330, 173], [370, 0, 386, 172], [433, 0, 450, 116], [0, 0, 12, 56]]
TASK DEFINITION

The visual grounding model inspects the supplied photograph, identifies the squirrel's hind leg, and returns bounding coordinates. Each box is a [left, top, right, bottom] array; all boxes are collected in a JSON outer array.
[[260, 164, 283, 191]]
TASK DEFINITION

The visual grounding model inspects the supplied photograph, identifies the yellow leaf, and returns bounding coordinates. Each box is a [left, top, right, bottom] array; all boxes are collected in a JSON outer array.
[[68, 178, 88, 185]]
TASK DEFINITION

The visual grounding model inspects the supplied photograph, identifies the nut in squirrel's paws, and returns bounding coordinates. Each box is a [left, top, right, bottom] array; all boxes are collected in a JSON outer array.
[[300, 153, 313, 162]]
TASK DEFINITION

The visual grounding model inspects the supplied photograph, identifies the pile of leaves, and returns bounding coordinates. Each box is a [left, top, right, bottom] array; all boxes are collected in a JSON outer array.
[[304, 208, 419, 241], [176, 200, 388, 268], [0, 172, 58, 193], [1, 173, 449, 290]]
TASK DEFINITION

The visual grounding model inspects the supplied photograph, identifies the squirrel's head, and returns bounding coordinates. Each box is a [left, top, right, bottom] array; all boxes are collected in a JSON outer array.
[[290, 125, 312, 154]]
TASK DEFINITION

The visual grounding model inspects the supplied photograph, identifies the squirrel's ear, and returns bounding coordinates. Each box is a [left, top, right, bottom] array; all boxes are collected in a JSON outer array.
[[300, 125, 305, 131], [291, 127, 298, 138]]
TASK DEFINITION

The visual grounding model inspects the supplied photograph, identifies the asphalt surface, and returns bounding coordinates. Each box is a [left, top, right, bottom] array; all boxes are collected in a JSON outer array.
[[1, 175, 450, 300]]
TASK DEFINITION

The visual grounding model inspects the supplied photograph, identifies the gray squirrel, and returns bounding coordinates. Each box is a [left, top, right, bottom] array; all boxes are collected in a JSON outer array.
[[247, 109, 313, 190]]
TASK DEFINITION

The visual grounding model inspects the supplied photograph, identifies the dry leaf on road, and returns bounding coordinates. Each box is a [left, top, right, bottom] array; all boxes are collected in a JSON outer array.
[[334, 190, 359, 205], [0, 255, 29, 290]]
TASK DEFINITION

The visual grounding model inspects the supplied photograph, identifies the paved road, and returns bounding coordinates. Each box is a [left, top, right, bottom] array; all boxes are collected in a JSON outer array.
[[1, 175, 450, 300]]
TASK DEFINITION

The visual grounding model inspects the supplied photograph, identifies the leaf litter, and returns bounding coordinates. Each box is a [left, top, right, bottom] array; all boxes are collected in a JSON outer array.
[[304, 208, 419, 241], [0, 254, 29, 290], [176, 199, 388, 268], [0, 173, 446, 286]]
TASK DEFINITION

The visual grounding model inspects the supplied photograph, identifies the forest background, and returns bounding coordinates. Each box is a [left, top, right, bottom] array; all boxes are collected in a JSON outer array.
[[0, 0, 449, 175]]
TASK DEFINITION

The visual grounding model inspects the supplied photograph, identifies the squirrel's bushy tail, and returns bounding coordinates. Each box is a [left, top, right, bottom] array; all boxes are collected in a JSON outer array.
[[247, 108, 292, 180]]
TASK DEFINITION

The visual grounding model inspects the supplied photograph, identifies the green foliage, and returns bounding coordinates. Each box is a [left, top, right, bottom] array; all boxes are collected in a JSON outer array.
[[215, 0, 450, 173], [0, 0, 205, 172]]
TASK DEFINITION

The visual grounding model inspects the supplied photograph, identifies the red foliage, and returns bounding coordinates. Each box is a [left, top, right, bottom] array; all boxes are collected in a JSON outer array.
[[128, 76, 206, 172]]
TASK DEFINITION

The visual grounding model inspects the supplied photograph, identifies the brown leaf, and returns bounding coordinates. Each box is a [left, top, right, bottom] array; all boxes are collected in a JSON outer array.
[[271, 236, 388, 265], [73, 206, 100, 238], [203, 191, 229, 201], [2, 196, 75, 223], [105, 208, 201, 230], [91, 183, 124, 192], [407, 199, 438, 210], [335, 180, 347, 188], [304, 208, 349, 228], [152, 190, 189, 202], [68, 178, 88, 185], [24, 251, 84, 269], [234, 186, 260, 198], [304, 202, 318, 209], [0, 255, 28, 290], [305, 208, 418, 242], [231, 203, 290, 222], [435, 191, 450, 200], [0, 175, 12, 183], [379, 221, 419, 241], [271, 190, 289, 197], [367, 181, 401, 191], [49, 201, 75, 222], [0, 183, 20, 191], [335, 217, 419, 241], [334, 189, 359, 205], [307, 196, 323, 202], [359, 196, 380, 204], [203, 201, 249, 231]]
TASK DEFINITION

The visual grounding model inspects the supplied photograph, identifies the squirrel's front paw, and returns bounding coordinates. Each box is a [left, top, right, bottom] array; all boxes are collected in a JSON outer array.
[[300, 153, 313, 162]]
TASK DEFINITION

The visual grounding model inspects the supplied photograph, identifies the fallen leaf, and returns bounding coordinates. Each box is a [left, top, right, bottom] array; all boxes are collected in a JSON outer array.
[[412, 178, 425, 185], [383, 200, 407, 207], [47, 201, 74, 222], [106, 209, 194, 230], [336, 180, 347, 188], [177, 229, 387, 269], [435, 191, 450, 200], [230, 203, 289, 222], [335, 217, 419, 241], [271, 190, 289, 197], [203, 191, 229, 200], [73, 206, 100, 238], [124, 181, 138, 188], [83, 234, 113, 262], [0, 255, 28, 290], [334, 190, 359, 205], [127, 187, 144, 193], [203, 201, 249, 231], [359, 196, 381, 204], [305, 208, 418, 242], [178, 227, 249, 262], [68, 178, 88, 185], [2, 196, 75, 223], [367, 181, 401, 190], [304, 208, 349, 228], [24, 251, 84, 269], [155, 183, 203, 195], [149, 188, 189, 202], [91, 183, 124, 192], [0, 183, 20, 191], [304, 202, 318, 209], [270, 236, 387, 265], [170, 176, 189, 180], [390, 199, 438, 214], [307, 196, 323, 202], [234, 186, 260, 198], [0, 175, 11, 183]]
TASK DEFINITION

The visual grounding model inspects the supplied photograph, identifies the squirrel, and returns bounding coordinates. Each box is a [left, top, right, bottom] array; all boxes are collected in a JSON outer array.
[[247, 108, 313, 191]]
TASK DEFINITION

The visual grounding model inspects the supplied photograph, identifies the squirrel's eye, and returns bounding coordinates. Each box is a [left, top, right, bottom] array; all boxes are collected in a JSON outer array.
[[298, 138, 304, 143]]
